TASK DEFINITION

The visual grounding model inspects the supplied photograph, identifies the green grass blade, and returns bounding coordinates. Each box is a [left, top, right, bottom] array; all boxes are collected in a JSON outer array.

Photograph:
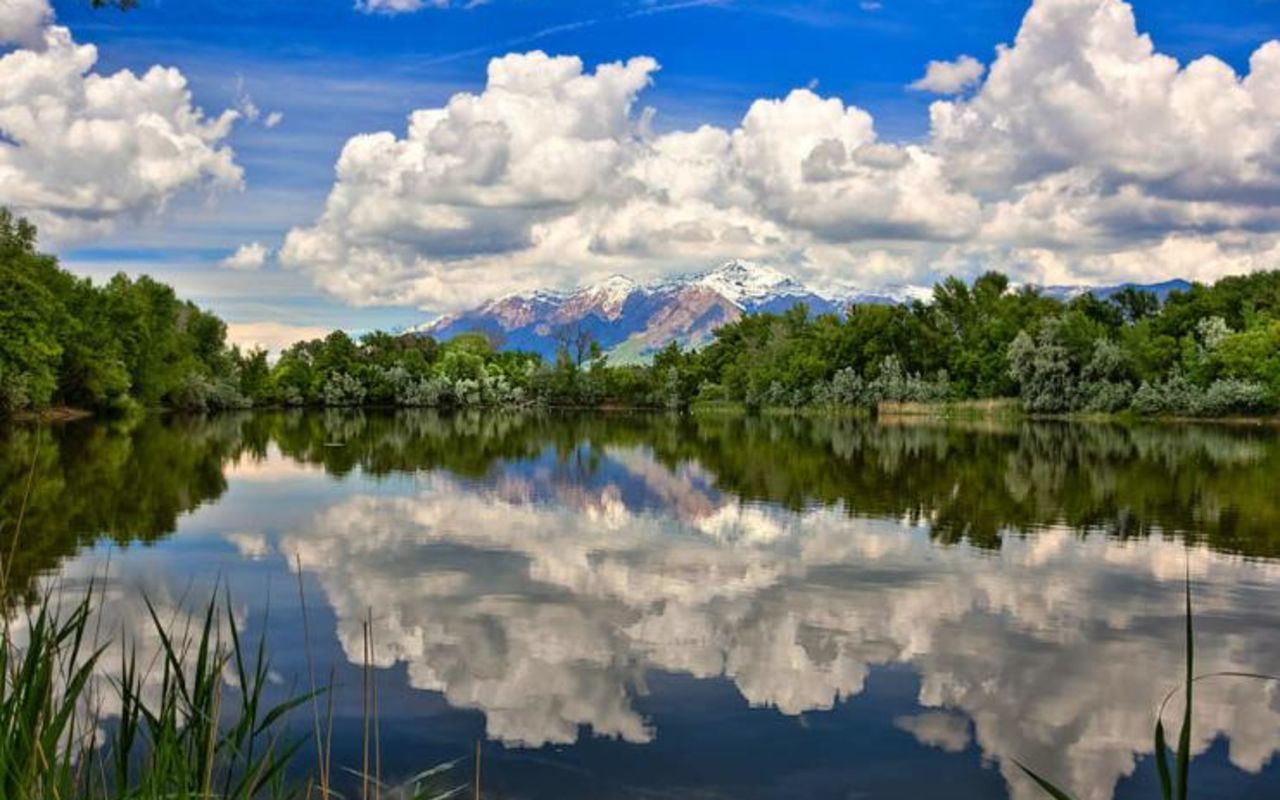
[[1175, 570, 1193, 800], [1154, 719, 1173, 800], [1014, 759, 1079, 800]]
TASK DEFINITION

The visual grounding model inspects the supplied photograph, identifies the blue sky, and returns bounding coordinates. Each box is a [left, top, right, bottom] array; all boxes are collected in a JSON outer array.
[[6, 0, 1280, 348]]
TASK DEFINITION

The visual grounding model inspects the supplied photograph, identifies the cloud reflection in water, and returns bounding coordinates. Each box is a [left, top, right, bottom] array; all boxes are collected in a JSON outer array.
[[263, 447, 1280, 800]]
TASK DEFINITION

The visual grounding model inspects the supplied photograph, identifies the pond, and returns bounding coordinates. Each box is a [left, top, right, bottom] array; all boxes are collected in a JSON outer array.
[[2, 410, 1279, 799]]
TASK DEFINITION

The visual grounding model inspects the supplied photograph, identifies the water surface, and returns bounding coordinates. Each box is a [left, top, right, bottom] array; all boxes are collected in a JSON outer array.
[[3, 411, 1279, 799]]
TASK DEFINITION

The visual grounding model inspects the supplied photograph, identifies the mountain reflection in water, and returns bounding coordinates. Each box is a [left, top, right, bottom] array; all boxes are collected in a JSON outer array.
[[4, 410, 1280, 799]]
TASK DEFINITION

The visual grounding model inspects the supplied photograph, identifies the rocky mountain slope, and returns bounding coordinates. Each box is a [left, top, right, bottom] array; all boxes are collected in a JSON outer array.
[[421, 261, 890, 362], [419, 261, 1190, 363]]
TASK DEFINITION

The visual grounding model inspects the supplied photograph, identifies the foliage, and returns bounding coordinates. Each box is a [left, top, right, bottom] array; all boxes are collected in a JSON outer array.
[[685, 269, 1280, 416], [0, 210, 251, 415], [5, 208, 1280, 417]]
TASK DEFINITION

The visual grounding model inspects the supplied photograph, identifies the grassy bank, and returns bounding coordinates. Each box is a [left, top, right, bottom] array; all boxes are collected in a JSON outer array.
[[876, 398, 1023, 419]]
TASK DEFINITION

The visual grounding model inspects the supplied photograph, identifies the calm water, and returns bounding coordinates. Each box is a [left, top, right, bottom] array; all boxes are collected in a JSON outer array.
[[4, 410, 1280, 799]]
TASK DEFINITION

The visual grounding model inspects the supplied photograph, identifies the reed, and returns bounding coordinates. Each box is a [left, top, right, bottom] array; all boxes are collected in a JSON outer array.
[[0, 583, 467, 799]]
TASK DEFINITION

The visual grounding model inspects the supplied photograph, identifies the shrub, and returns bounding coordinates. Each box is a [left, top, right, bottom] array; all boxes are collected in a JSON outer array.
[[169, 373, 249, 411], [1008, 328, 1078, 412], [1080, 380, 1133, 413], [694, 381, 727, 404], [0, 367, 32, 415], [829, 367, 866, 407], [869, 356, 949, 404], [454, 377, 483, 406], [1197, 378, 1271, 416], [1129, 371, 1270, 416], [322, 371, 366, 407]]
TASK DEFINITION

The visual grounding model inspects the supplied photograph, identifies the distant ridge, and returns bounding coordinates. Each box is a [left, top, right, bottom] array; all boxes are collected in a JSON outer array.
[[1040, 278, 1193, 303], [419, 262, 1191, 363], [420, 260, 892, 363]]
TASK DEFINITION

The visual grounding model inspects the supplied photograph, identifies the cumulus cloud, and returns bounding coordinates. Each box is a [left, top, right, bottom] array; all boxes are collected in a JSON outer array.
[[931, 1, 1280, 194], [0, 0, 241, 239], [225, 531, 272, 560], [279, 51, 977, 309], [909, 55, 985, 94], [220, 241, 270, 270], [0, 0, 50, 48], [276, 0, 1280, 311]]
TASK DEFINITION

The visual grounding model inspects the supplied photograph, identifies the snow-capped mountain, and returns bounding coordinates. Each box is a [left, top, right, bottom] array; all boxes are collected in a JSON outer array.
[[421, 260, 887, 363], [418, 261, 1191, 363]]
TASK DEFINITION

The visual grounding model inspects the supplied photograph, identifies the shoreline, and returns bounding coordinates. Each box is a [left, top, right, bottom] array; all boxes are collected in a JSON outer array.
[[5, 401, 1280, 427], [9, 406, 93, 423]]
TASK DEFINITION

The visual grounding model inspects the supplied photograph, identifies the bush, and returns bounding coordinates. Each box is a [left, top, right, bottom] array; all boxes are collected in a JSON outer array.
[[454, 377, 483, 406], [694, 381, 727, 404], [0, 367, 32, 415], [1008, 328, 1078, 412], [829, 367, 866, 407], [869, 356, 949, 404], [1080, 380, 1133, 413], [1197, 378, 1271, 416], [322, 371, 366, 407], [1130, 372, 1270, 416], [169, 373, 249, 411]]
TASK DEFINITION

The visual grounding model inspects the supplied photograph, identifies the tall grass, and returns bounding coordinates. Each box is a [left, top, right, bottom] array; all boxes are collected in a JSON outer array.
[[0, 583, 467, 799]]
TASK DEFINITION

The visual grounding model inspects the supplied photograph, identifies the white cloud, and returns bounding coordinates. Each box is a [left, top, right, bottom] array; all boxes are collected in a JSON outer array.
[[225, 531, 272, 560], [225, 320, 329, 354], [220, 241, 270, 270], [280, 0, 1280, 310], [909, 55, 985, 94], [895, 711, 971, 753], [0, 0, 50, 48], [279, 52, 976, 309], [355, 0, 442, 13], [0, 0, 241, 240], [233, 74, 283, 128], [929, 0, 1280, 196]]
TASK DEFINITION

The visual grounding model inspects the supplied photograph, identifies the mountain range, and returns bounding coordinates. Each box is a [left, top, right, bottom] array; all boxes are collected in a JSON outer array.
[[419, 261, 1191, 363]]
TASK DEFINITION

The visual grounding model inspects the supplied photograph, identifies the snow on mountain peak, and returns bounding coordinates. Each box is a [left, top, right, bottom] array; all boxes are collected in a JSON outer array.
[[587, 273, 638, 298], [689, 260, 805, 307], [576, 274, 639, 316]]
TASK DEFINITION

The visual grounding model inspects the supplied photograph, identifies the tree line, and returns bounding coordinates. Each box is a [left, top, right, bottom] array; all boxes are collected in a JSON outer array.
[[1, 211, 247, 415], [3, 210, 1279, 417]]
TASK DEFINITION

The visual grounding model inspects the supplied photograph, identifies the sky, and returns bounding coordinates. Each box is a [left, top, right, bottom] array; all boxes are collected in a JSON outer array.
[[2, 0, 1280, 351]]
